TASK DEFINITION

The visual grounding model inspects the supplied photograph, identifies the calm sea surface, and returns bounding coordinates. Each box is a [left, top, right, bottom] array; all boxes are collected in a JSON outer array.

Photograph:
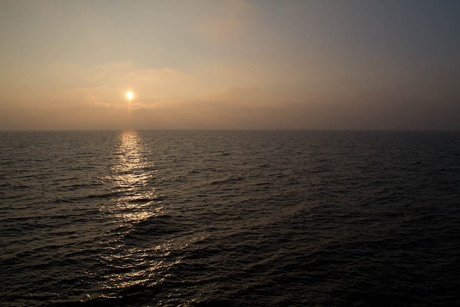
[[1, 130, 459, 306]]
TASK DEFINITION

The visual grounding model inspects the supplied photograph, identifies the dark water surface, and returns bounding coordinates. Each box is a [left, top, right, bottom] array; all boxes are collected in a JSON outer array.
[[1, 130, 459, 306]]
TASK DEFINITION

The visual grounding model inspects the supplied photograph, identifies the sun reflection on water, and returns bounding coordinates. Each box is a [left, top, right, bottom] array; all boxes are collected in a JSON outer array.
[[113, 130, 149, 187], [91, 131, 209, 300], [99, 130, 166, 228], [93, 130, 177, 297]]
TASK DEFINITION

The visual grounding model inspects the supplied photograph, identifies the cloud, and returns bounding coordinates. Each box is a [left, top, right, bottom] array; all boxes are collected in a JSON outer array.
[[1, 56, 460, 130]]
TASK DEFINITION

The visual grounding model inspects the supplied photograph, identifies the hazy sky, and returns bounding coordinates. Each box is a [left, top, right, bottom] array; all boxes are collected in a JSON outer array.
[[1, 0, 459, 130]]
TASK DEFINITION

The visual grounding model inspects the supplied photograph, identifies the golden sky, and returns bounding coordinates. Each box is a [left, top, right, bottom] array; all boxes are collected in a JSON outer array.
[[1, 0, 459, 130]]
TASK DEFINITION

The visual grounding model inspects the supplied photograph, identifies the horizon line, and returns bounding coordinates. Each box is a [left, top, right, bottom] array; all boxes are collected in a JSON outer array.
[[1, 128, 459, 133]]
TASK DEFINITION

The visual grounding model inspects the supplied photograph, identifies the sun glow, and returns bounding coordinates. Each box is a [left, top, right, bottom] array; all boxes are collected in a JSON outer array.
[[125, 91, 134, 100]]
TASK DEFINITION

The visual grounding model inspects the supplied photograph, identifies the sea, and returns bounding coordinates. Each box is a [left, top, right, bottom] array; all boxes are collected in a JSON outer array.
[[1, 130, 459, 306]]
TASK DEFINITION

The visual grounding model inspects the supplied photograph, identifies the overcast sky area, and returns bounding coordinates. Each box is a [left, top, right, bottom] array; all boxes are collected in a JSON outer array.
[[1, 0, 459, 130]]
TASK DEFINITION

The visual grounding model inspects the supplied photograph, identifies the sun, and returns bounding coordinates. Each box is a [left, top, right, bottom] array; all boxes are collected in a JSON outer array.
[[125, 91, 134, 100]]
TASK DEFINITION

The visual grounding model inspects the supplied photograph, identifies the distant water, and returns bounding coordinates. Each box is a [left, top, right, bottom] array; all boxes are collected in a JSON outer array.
[[1, 130, 460, 306]]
